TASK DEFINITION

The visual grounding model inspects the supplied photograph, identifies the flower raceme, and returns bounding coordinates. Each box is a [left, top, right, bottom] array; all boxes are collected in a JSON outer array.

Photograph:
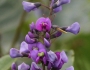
[[10, 16, 79, 70], [10, 0, 80, 70]]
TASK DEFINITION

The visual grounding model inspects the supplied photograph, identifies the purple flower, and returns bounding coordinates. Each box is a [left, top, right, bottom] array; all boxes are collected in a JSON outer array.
[[20, 41, 29, 53], [47, 51, 68, 70], [55, 51, 68, 65], [66, 22, 80, 34], [18, 62, 30, 70], [10, 41, 30, 58], [11, 62, 17, 70], [25, 34, 36, 44], [44, 38, 51, 48], [66, 66, 74, 70], [30, 62, 41, 70], [10, 48, 23, 58], [22, 1, 41, 12], [28, 42, 47, 64], [35, 17, 51, 31]]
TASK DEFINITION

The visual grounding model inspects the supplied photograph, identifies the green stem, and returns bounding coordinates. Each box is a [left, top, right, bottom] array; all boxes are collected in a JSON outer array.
[[42, 62, 45, 70], [41, 4, 50, 10]]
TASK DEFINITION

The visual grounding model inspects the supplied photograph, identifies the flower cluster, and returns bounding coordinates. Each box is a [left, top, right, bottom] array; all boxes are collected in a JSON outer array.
[[10, 0, 80, 70]]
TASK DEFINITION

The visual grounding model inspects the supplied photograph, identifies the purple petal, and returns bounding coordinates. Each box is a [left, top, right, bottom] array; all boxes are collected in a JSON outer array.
[[25, 34, 36, 44], [55, 52, 60, 59], [45, 18, 52, 31], [55, 52, 66, 69], [60, 0, 71, 5], [66, 66, 74, 70], [37, 42, 45, 50], [30, 62, 41, 70], [28, 32, 35, 38], [47, 51, 57, 63], [11, 62, 17, 70], [58, 60, 64, 69], [30, 49, 38, 62], [18, 62, 30, 70], [44, 38, 51, 48], [54, 56, 61, 68], [43, 56, 47, 64], [35, 17, 45, 31], [28, 43, 37, 51], [47, 62, 52, 70], [20, 41, 29, 53], [54, 52, 62, 67], [53, 6, 62, 13], [10, 48, 22, 58], [50, 0, 54, 7], [60, 51, 68, 63], [66, 22, 80, 34], [39, 49, 46, 54], [36, 57, 41, 63], [22, 1, 36, 12]]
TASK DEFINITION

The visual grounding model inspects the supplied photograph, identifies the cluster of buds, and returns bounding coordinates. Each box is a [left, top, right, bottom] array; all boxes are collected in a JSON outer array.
[[10, 0, 80, 70]]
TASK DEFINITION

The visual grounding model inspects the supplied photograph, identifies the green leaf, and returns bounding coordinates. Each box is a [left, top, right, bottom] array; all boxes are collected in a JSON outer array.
[[66, 34, 90, 70], [0, 55, 17, 70]]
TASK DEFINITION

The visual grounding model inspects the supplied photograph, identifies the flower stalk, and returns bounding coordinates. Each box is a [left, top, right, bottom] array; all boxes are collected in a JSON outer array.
[[9, 0, 80, 70]]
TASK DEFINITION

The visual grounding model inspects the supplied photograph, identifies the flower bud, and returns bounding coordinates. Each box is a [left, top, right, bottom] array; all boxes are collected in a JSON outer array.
[[11, 62, 17, 70], [25, 34, 36, 44], [66, 22, 80, 34], [10, 48, 23, 58], [22, 1, 41, 12], [44, 38, 51, 48], [29, 22, 35, 32], [28, 32, 35, 38], [52, 0, 70, 9], [45, 32, 50, 39], [51, 31, 62, 38], [53, 6, 62, 13]]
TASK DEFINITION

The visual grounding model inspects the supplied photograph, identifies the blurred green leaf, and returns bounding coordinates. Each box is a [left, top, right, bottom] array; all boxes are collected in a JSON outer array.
[[66, 34, 90, 70], [0, 55, 17, 70]]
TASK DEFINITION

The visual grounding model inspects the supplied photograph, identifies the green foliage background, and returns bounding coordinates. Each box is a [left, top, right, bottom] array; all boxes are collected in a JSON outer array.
[[0, 0, 90, 70]]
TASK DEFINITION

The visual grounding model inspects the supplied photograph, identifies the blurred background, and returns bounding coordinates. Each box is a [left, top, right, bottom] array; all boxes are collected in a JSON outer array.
[[0, 0, 90, 70]]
